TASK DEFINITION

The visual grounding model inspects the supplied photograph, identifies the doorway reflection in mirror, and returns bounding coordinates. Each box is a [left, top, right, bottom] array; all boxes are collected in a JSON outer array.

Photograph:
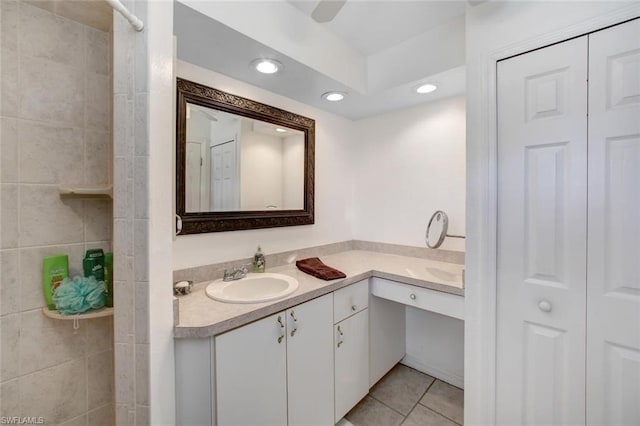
[[185, 103, 304, 213]]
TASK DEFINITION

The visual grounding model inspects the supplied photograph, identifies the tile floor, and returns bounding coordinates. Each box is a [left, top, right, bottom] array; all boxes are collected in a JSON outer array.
[[345, 364, 463, 426]]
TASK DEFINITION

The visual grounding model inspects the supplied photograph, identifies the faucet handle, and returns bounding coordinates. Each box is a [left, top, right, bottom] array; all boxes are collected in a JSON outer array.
[[223, 267, 235, 280], [240, 263, 250, 274]]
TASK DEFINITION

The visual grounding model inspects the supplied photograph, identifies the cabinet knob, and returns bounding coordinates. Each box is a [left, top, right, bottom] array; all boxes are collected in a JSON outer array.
[[538, 299, 552, 313], [351, 304, 357, 311], [410, 293, 417, 300]]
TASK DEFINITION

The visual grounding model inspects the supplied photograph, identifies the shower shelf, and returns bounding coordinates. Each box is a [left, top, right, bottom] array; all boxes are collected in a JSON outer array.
[[42, 306, 114, 320], [58, 184, 113, 199]]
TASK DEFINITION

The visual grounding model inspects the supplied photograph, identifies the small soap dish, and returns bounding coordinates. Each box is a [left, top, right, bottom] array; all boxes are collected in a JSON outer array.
[[174, 280, 193, 296]]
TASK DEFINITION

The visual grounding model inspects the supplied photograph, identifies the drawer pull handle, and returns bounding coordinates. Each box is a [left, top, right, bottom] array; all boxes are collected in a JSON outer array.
[[291, 328, 298, 337], [277, 335, 283, 344], [410, 293, 417, 300], [337, 340, 343, 348], [538, 299, 552, 313], [351, 304, 357, 311], [290, 311, 297, 322], [277, 316, 284, 328], [337, 325, 343, 336]]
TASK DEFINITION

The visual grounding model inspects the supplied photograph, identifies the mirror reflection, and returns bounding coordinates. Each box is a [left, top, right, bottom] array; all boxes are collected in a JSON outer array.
[[185, 103, 305, 213], [426, 210, 449, 249]]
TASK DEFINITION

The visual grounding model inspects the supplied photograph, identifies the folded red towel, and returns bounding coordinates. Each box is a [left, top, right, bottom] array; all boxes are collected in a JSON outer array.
[[296, 257, 346, 281]]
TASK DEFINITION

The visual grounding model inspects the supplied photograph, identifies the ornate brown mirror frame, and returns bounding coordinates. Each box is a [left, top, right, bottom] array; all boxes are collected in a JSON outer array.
[[176, 78, 315, 234]]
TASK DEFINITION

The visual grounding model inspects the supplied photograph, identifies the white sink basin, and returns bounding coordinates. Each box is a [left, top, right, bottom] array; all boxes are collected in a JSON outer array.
[[205, 273, 299, 304]]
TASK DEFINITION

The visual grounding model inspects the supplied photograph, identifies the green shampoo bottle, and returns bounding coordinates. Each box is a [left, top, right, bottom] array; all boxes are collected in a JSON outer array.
[[43, 254, 69, 310], [104, 252, 113, 307]]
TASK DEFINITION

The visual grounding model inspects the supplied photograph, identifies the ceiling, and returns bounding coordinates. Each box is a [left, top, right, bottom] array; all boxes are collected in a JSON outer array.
[[288, 0, 466, 55], [174, 1, 467, 120]]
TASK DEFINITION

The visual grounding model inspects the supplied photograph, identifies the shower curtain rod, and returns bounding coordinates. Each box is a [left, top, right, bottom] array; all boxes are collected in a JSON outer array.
[[106, 0, 144, 32]]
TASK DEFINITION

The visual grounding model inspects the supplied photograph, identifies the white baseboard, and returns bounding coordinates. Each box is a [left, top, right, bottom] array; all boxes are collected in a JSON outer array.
[[401, 355, 464, 389]]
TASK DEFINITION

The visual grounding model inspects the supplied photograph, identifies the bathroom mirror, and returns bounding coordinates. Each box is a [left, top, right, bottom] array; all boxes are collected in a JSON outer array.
[[176, 78, 315, 234], [426, 210, 449, 248]]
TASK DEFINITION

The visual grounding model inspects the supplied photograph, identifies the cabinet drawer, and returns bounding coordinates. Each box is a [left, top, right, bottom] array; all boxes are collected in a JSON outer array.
[[334, 280, 368, 323], [370, 278, 464, 320]]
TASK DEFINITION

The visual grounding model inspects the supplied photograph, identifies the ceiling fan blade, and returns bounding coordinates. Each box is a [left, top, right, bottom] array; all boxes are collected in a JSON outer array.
[[311, 0, 347, 23]]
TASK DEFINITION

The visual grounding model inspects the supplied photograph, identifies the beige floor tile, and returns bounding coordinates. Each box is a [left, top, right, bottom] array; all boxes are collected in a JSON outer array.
[[403, 404, 458, 426], [370, 364, 435, 415], [420, 380, 464, 424], [346, 396, 404, 426]]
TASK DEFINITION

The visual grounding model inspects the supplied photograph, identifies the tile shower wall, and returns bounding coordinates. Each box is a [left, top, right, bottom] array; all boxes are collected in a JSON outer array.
[[112, 0, 150, 424], [0, 1, 114, 425]]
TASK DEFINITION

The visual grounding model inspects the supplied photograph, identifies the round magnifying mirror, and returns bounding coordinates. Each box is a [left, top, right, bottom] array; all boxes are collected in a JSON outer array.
[[425, 210, 449, 249]]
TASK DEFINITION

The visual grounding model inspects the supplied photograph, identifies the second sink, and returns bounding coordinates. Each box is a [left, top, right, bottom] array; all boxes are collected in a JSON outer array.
[[205, 273, 299, 304]]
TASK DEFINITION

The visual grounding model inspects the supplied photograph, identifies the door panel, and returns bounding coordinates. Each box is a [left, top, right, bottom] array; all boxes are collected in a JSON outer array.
[[334, 309, 369, 423], [522, 322, 568, 426], [587, 18, 640, 426], [215, 312, 287, 426], [287, 294, 334, 426], [210, 140, 238, 211], [497, 36, 588, 425]]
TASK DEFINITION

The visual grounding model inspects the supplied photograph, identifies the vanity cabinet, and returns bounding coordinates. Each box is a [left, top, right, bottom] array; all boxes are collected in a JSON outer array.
[[215, 293, 334, 426], [334, 282, 370, 423], [175, 276, 464, 425], [286, 294, 334, 426], [215, 312, 287, 426]]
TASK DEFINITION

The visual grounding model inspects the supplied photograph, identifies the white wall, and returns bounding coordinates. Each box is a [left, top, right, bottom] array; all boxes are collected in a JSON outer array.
[[147, 1, 176, 424], [403, 308, 464, 388], [174, 61, 356, 269], [186, 109, 211, 143], [350, 96, 467, 386], [352, 96, 466, 251], [240, 119, 284, 210]]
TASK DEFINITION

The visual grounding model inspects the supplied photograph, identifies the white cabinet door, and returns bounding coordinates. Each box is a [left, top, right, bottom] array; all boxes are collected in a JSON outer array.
[[334, 309, 369, 423], [587, 19, 640, 426], [287, 294, 334, 426], [215, 312, 287, 426], [497, 36, 588, 425]]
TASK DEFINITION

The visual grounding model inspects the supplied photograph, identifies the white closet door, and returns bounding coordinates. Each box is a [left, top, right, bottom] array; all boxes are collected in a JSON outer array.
[[587, 19, 640, 426], [496, 36, 588, 425]]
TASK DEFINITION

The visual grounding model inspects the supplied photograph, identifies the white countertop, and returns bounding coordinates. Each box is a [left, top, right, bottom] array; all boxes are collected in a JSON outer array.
[[174, 250, 464, 339]]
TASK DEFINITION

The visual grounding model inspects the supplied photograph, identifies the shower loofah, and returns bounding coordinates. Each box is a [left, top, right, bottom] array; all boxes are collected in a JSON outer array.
[[53, 276, 106, 315]]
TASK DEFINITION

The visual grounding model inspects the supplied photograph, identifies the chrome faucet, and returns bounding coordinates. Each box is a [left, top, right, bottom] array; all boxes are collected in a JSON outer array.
[[223, 263, 250, 281]]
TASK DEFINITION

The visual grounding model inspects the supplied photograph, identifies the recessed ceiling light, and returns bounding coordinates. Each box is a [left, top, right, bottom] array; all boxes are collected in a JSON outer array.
[[416, 83, 438, 94], [251, 58, 282, 74], [322, 91, 346, 102], [276, 128, 287, 133]]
